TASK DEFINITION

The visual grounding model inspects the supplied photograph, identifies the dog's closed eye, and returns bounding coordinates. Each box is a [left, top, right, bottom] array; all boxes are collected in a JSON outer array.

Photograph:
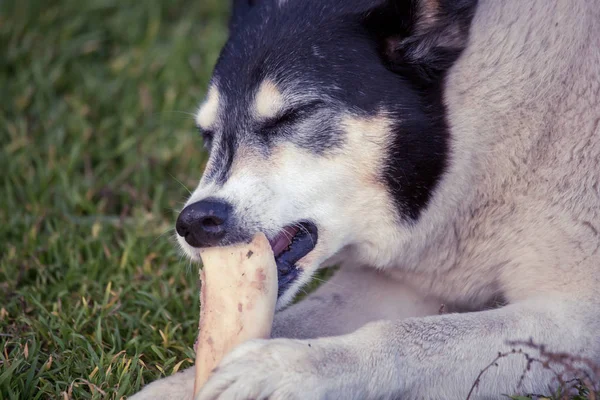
[[261, 100, 324, 134]]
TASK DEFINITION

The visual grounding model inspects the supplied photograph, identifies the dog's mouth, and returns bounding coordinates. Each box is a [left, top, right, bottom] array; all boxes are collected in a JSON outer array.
[[268, 221, 318, 297]]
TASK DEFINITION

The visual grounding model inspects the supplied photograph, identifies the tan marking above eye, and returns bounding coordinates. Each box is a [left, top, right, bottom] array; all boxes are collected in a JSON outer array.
[[253, 80, 285, 120], [196, 85, 220, 129]]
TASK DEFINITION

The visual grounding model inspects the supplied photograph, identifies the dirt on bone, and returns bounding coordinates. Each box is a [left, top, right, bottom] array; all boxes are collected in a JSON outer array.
[[193, 232, 277, 398], [250, 268, 267, 291]]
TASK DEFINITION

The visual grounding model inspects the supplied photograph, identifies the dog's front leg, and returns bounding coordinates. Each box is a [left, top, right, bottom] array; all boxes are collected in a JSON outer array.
[[130, 266, 440, 399], [197, 298, 597, 400], [272, 266, 443, 339]]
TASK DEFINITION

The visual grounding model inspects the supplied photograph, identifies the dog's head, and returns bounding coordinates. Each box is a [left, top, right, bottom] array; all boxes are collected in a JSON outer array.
[[176, 0, 477, 307]]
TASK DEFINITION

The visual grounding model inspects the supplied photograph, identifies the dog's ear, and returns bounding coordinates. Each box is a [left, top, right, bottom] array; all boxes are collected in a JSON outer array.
[[363, 0, 478, 83], [229, 0, 260, 32]]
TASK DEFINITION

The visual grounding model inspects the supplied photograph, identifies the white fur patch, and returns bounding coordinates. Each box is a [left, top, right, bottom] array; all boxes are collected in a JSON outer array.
[[196, 85, 220, 129], [253, 80, 284, 120]]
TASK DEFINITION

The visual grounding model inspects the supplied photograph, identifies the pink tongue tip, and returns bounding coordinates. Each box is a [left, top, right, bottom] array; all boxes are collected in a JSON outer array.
[[269, 226, 300, 257]]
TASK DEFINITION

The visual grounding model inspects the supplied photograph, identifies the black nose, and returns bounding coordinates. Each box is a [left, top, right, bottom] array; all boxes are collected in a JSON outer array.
[[176, 199, 232, 248]]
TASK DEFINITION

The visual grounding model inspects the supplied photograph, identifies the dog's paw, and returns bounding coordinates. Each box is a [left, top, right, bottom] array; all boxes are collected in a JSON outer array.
[[197, 337, 360, 400], [129, 366, 195, 400]]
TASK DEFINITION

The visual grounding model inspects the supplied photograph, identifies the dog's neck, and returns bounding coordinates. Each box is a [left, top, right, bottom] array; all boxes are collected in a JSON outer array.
[[346, 0, 600, 307]]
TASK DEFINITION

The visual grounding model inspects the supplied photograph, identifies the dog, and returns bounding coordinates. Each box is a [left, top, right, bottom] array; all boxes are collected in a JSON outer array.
[[131, 0, 600, 398]]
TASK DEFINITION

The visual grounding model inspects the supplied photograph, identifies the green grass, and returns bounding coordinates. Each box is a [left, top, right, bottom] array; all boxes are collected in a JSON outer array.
[[0, 1, 228, 398], [0, 1, 597, 399]]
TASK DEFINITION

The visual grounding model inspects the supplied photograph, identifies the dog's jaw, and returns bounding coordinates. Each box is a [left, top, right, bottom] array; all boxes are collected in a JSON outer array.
[[176, 229, 327, 309]]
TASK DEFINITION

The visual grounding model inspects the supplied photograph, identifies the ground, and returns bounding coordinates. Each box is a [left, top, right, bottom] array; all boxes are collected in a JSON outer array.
[[1, 1, 225, 398], [0, 1, 596, 399]]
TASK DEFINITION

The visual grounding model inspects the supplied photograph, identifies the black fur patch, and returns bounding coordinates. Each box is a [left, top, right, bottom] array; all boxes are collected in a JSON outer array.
[[205, 0, 478, 219]]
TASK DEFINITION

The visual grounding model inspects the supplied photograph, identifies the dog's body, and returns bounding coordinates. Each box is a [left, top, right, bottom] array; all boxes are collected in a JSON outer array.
[[132, 0, 600, 399]]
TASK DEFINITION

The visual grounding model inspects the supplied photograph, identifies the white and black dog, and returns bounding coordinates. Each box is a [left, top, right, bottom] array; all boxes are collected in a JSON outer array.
[[132, 0, 600, 398]]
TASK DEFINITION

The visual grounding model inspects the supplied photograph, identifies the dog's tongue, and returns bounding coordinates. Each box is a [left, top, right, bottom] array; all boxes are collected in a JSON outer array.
[[269, 226, 299, 257]]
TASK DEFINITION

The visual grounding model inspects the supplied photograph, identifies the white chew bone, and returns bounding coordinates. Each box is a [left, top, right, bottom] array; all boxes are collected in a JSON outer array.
[[193, 232, 278, 398]]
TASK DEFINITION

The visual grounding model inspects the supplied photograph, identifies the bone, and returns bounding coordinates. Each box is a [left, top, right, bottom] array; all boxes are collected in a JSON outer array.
[[193, 232, 278, 398]]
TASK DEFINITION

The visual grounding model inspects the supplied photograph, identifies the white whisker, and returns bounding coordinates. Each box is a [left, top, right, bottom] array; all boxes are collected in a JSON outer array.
[[310, 275, 345, 290], [147, 228, 175, 249], [169, 173, 192, 196], [291, 222, 315, 247], [280, 229, 294, 242]]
